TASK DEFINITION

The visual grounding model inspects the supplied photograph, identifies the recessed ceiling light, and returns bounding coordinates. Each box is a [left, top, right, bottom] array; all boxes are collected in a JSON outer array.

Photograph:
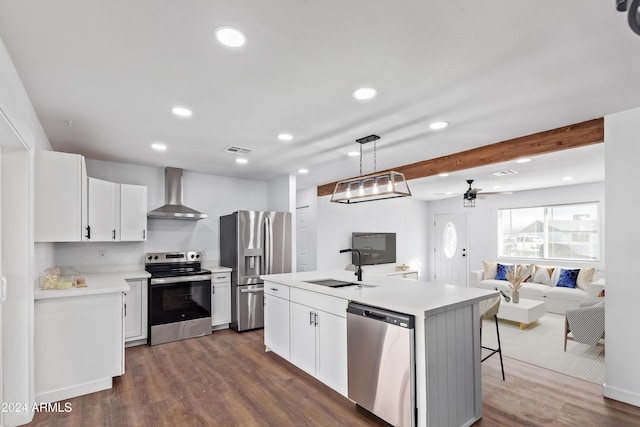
[[347, 151, 360, 157], [562, 176, 573, 181], [172, 106, 192, 117], [352, 87, 377, 100], [278, 133, 293, 141], [429, 121, 449, 130], [298, 168, 309, 174], [235, 157, 248, 164], [515, 158, 532, 164], [493, 186, 502, 189], [215, 26, 246, 48], [438, 172, 449, 177], [151, 143, 167, 151]]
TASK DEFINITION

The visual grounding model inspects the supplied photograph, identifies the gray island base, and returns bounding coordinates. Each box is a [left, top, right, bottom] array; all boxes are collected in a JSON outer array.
[[261, 270, 498, 427]]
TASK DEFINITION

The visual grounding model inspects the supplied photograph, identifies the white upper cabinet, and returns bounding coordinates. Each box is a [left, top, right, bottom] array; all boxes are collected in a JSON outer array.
[[35, 151, 148, 242], [120, 184, 147, 241], [87, 177, 119, 241], [35, 151, 88, 242]]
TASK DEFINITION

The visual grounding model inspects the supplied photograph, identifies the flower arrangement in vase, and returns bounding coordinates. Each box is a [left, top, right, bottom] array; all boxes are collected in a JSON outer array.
[[506, 265, 525, 304]]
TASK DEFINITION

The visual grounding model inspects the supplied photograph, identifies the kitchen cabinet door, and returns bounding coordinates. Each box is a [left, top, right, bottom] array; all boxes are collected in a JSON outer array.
[[120, 184, 147, 241], [289, 301, 316, 376], [264, 293, 290, 359], [124, 279, 147, 343], [211, 283, 231, 327], [34, 151, 87, 242], [315, 310, 347, 396], [87, 177, 119, 241]]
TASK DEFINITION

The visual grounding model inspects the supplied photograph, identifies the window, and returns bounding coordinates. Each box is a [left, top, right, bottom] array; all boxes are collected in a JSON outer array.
[[498, 203, 599, 261]]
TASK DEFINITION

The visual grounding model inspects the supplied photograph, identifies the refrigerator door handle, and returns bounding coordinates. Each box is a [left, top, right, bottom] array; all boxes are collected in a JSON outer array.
[[264, 216, 273, 275]]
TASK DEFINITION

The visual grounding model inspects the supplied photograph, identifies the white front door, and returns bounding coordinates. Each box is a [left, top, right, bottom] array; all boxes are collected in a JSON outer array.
[[296, 206, 310, 272], [434, 212, 469, 287]]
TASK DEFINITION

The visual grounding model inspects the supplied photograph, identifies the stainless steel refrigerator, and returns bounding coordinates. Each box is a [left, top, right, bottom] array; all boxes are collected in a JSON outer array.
[[220, 210, 292, 331]]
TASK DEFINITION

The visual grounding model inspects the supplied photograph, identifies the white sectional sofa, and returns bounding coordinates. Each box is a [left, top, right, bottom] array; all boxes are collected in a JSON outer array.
[[470, 262, 604, 314]]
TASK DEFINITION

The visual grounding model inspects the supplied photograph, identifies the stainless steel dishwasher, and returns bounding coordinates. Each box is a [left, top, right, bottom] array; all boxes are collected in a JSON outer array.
[[347, 302, 415, 427]]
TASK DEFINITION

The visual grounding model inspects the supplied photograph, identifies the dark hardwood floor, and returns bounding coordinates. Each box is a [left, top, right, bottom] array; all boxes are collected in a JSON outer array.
[[27, 329, 640, 426]]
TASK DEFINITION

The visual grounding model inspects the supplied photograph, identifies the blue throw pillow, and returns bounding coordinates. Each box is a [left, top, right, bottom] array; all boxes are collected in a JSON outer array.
[[495, 263, 513, 281], [556, 268, 580, 288]]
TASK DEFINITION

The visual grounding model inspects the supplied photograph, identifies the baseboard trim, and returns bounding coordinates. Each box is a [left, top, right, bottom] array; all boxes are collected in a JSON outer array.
[[603, 383, 640, 407], [35, 378, 113, 404]]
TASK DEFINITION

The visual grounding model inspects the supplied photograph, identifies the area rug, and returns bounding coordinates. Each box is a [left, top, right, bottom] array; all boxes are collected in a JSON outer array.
[[481, 312, 605, 384]]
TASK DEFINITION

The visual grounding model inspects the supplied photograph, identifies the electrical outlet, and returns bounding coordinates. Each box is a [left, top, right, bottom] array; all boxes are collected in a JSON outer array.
[[98, 249, 106, 258]]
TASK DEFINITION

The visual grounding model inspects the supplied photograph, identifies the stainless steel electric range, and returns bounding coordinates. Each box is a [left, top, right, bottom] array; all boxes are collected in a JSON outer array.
[[145, 251, 212, 345]]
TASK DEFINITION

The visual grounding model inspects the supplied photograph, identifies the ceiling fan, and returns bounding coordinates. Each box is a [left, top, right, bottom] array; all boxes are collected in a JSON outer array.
[[463, 179, 512, 207]]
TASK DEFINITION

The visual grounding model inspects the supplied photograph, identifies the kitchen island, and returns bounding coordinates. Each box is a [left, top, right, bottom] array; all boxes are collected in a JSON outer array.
[[261, 270, 498, 427]]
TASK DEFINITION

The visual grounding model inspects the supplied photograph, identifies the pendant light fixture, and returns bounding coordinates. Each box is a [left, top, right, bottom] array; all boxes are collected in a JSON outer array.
[[330, 135, 412, 204]]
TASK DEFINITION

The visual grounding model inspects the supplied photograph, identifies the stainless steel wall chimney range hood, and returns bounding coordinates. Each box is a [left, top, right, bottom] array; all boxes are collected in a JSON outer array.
[[148, 167, 207, 220]]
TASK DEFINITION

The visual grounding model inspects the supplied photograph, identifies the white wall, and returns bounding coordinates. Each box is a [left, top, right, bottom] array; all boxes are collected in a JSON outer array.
[[428, 181, 606, 280], [603, 107, 640, 406], [316, 195, 430, 279], [1, 35, 53, 427], [52, 159, 270, 268]]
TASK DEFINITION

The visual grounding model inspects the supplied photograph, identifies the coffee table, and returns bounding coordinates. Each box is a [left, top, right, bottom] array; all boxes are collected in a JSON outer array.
[[496, 298, 546, 329]]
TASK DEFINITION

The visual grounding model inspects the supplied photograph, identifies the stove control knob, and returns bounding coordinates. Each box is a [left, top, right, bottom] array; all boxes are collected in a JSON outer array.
[[154, 255, 159, 260], [147, 255, 152, 260], [196, 254, 200, 258], [190, 254, 195, 259]]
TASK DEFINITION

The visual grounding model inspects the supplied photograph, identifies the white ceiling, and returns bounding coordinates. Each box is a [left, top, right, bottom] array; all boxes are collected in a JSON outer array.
[[0, 1, 635, 200]]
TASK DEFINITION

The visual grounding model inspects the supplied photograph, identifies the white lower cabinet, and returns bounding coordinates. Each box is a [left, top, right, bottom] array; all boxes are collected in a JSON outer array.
[[289, 288, 348, 396], [264, 283, 290, 358], [211, 272, 231, 327], [124, 279, 148, 344]]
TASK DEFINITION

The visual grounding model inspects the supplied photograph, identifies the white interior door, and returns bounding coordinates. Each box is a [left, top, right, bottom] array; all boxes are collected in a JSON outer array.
[[296, 206, 310, 272], [434, 212, 469, 287]]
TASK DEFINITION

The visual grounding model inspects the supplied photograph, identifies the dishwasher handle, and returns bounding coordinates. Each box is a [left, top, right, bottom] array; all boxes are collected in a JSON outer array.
[[364, 310, 386, 320]]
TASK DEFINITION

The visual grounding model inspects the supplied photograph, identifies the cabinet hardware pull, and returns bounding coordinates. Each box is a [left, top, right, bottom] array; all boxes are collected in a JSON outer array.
[[85, 225, 91, 239], [143, 229, 146, 240], [314, 312, 318, 326], [270, 288, 278, 291], [112, 229, 116, 240], [124, 303, 127, 317], [212, 285, 215, 294], [309, 311, 314, 326]]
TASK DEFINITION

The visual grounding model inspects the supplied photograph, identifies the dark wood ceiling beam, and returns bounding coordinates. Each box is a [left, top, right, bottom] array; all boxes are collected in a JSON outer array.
[[317, 118, 604, 197]]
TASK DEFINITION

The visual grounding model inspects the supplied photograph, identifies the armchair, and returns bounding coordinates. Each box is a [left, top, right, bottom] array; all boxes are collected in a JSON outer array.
[[564, 299, 605, 351]]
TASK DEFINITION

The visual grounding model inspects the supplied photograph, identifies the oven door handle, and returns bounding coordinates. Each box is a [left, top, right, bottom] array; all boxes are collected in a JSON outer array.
[[150, 274, 212, 285]]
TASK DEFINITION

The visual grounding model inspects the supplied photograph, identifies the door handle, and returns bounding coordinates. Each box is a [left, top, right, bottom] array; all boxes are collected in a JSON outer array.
[[0, 276, 7, 303], [240, 288, 264, 294]]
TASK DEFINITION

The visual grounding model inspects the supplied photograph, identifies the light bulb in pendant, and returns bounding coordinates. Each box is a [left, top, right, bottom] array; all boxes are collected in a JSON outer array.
[[372, 180, 379, 194], [387, 180, 393, 192], [359, 182, 365, 196], [346, 185, 352, 199]]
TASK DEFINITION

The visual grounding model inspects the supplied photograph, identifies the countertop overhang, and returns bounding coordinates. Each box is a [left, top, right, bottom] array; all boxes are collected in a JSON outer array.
[[261, 270, 498, 317]]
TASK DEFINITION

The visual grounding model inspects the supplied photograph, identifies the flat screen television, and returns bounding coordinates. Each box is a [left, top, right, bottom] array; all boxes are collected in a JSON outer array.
[[351, 232, 397, 265]]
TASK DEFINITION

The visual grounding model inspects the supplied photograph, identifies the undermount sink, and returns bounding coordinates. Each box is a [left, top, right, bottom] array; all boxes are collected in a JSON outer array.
[[304, 279, 375, 289]]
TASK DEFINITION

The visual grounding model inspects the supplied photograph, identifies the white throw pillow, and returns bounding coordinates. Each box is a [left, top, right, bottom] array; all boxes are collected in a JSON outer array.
[[483, 261, 497, 280], [519, 263, 534, 282], [532, 265, 555, 286], [577, 267, 596, 290]]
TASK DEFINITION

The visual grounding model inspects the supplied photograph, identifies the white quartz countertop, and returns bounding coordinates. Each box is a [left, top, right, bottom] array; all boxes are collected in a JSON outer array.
[[261, 270, 498, 318], [34, 271, 149, 300]]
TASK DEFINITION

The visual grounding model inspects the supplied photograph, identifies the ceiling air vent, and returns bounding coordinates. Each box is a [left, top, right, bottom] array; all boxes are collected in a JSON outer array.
[[224, 146, 252, 155], [492, 169, 519, 177]]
